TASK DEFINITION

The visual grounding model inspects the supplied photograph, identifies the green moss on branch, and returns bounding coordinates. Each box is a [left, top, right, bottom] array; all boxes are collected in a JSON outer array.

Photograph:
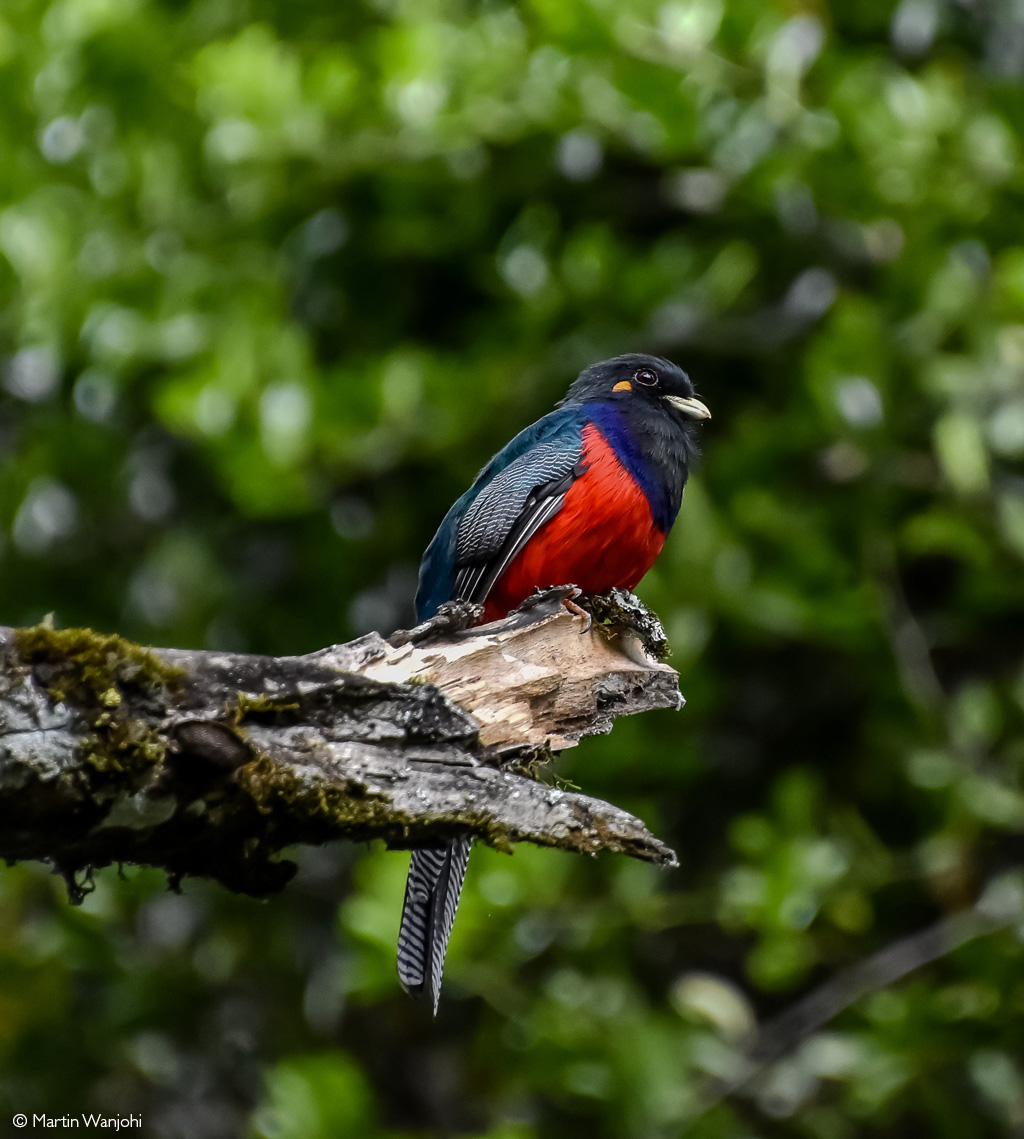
[[13, 623, 185, 776]]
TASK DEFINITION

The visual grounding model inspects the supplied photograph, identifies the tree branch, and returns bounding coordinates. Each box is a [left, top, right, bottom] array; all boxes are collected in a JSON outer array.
[[0, 587, 681, 899], [696, 870, 1024, 1118]]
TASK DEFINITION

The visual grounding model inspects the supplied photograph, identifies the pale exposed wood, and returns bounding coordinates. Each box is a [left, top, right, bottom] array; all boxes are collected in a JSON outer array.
[[356, 597, 681, 750]]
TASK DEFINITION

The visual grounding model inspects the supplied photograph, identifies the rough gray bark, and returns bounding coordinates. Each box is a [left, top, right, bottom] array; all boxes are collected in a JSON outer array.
[[0, 587, 682, 900]]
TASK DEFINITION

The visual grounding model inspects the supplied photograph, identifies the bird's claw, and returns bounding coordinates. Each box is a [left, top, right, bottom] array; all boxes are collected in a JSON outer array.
[[562, 595, 593, 633]]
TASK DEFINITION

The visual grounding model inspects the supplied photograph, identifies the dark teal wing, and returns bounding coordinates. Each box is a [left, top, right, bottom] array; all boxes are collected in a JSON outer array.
[[414, 405, 589, 620]]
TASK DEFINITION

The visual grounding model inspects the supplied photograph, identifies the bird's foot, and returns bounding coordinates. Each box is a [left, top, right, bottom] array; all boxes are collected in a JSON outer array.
[[562, 595, 593, 633]]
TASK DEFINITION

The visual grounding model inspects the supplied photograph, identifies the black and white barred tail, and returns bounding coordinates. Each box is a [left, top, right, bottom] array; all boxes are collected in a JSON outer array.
[[396, 838, 472, 1014]]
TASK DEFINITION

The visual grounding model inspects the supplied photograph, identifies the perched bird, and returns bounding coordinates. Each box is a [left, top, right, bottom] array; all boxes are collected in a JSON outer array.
[[396, 353, 710, 1012]]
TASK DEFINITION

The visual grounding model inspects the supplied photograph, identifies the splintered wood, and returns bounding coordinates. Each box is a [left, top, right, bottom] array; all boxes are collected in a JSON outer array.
[[358, 603, 681, 751]]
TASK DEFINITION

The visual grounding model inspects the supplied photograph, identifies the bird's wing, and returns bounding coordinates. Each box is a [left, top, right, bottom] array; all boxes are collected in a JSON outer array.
[[415, 408, 588, 620], [451, 429, 587, 605]]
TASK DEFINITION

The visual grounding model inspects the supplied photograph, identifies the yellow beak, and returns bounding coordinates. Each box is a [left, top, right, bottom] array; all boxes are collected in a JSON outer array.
[[664, 395, 711, 420]]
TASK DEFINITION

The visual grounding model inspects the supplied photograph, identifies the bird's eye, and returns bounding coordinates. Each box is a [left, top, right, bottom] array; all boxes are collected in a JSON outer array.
[[634, 368, 658, 387]]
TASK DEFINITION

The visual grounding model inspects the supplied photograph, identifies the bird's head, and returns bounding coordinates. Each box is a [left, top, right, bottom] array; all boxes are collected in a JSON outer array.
[[562, 354, 711, 427]]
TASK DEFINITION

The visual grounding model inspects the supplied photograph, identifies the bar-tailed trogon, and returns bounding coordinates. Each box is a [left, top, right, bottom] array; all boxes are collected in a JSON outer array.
[[396, 354, 711, 1012]]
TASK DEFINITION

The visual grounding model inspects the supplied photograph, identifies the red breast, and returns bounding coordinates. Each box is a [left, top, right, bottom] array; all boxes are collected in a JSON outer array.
[[482, 423, 667, 622]]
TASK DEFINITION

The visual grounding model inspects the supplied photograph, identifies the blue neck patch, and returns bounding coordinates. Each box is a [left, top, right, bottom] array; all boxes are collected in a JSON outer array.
[[586, 401, 680, 533]]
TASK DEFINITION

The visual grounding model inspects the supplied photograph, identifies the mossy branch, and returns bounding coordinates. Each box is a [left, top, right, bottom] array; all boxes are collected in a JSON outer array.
[[0, 587, 682, 899]]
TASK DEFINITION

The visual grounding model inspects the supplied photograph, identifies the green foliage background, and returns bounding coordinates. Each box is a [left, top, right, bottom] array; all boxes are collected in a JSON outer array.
[[2, 0, 1024, 1134]]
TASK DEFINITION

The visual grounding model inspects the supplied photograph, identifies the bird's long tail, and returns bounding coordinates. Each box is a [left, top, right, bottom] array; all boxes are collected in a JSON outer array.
[[396, 837, 472, 1014]]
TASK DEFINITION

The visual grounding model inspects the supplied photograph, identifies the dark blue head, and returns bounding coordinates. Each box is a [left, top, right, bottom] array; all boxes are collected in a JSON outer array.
[[560, 354, 711, 429]]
